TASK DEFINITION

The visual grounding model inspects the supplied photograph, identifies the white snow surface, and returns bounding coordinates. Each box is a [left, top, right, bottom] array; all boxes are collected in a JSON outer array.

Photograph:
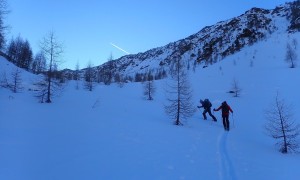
[[1, 31, 300, 180]]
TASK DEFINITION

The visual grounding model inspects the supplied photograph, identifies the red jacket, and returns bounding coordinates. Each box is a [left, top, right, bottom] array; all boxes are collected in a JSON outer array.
[[214, 103, 233, 116]]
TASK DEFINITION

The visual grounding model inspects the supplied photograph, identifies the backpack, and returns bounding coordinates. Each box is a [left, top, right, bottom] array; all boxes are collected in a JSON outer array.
[[222, 103, 229, 114], [204, 99, 212, 108]]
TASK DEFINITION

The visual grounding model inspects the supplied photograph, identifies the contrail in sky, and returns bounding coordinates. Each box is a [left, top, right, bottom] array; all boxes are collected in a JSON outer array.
[[110, 43, 130, 54]]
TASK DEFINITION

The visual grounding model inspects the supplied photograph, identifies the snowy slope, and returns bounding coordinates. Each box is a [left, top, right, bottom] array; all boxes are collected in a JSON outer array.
[[1, 27, 300, 180], [0, 57, 39, 90], [190, 31, 300, 180]]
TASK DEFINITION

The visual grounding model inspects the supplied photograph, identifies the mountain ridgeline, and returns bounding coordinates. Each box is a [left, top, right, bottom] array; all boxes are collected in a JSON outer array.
[[65, 1, 300, 83]]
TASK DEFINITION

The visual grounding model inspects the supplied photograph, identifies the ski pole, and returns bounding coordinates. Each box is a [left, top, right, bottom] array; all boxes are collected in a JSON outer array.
[[232, 113, 235, 128]]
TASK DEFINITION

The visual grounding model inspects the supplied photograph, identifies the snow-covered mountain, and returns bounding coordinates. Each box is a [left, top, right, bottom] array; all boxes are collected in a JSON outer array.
[[69, 1, 299, 80]]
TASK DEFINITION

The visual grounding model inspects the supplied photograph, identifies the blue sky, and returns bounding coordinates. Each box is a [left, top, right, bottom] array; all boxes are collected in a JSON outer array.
[[7, 0, 291, 69]]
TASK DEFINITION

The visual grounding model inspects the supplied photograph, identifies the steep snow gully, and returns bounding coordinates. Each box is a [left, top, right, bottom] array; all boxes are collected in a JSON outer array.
[[217, 131, 237, 180]]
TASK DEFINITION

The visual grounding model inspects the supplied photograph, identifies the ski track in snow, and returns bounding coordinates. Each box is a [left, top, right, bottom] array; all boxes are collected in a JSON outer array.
[[217, 131, 237, 180]]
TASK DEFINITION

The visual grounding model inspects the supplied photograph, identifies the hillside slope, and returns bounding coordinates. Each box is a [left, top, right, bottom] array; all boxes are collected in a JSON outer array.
[[1, 28, 300, 180]]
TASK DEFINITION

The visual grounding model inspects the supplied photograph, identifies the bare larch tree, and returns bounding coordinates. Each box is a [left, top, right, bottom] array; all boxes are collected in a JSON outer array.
[[143, 71, 155, 100], [231, 78, 242, 97], [0, 0, 8, 50], [165, 55, 195, 125], [40, 31, 63, 103], [265, 93, 300, 153], [11, 67, 22, 93], [84, 61, 96, 91], [285, 42, 297, 68], [74, 61, 80, 90]]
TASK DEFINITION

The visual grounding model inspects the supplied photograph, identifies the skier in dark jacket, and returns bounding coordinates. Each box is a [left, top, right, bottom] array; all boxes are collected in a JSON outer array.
[[214, 101, 233, 131], [198, 99, 217, 121]]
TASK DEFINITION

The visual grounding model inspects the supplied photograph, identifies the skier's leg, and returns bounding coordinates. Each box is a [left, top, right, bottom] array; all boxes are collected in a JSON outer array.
[[226, 116, 230, 131], [202, 110, 207, 120], [208, 109, 217, 121], [222, 116, 226, 130]]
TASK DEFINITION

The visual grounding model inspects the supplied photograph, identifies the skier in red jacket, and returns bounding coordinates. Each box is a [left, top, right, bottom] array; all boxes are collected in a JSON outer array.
[[214, 101, 233, 131]]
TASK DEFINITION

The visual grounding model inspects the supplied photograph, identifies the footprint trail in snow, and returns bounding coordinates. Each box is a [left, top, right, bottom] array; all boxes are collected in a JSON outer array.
[[217, 131, 237, 180]]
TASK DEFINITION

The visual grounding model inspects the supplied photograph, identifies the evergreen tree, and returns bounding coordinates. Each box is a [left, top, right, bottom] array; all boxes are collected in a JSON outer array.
[[7, 36, 33, 70]]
